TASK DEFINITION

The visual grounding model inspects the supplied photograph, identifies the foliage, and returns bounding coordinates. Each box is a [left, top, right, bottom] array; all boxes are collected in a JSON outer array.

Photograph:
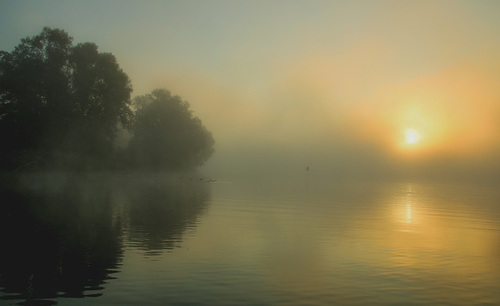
[[129, 89, 214, 171], [0, 27, 132, 170], [0, 28, 214, 172]]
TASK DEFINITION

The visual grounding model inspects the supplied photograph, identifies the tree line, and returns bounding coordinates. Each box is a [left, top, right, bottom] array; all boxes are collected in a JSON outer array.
[[0, 27, 214, 172]]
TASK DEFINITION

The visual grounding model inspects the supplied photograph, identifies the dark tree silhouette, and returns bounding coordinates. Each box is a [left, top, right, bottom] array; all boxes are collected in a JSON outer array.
[[0, 27, 132, 170], [69, 42, 132, 166], [0, 28, 215, 172], [129, 89, 214, 171]]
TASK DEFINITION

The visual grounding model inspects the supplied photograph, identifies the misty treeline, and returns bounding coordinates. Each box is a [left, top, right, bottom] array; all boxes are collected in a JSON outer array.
[[0, 28, 214, 172]]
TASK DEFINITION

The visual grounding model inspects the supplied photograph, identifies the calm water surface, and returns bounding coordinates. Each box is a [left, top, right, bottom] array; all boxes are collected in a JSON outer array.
[[1, 173, 500, 305]]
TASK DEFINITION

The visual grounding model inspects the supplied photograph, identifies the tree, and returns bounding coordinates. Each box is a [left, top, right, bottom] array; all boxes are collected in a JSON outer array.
[[0, 28, 73, 169], [129, 89, 214, 171], [69, 42, 132, 164], [0, 27, 132, 170]]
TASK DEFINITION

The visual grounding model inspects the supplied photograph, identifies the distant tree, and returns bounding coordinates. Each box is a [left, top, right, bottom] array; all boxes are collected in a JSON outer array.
[[0, 27, 132, 170], [129, 89, 214, 171]]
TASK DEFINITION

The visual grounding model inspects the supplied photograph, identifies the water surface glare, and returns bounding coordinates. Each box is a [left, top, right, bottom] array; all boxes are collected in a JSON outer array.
[[1, 174, 500, 305]]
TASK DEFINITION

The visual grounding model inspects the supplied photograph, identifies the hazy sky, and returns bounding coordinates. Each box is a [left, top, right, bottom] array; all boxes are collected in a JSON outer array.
[[1, 0, 500, 180]]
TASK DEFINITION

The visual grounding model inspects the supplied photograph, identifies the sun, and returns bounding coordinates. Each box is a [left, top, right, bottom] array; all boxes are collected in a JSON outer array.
[[405, 129, 420, 145]]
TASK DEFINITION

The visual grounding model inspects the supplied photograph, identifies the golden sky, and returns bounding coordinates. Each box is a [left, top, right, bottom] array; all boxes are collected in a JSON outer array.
[[1, 0, 500, 180]]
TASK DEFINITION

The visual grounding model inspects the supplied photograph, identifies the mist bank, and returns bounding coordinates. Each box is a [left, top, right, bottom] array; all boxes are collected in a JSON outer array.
[[203, 140, 500, 185]]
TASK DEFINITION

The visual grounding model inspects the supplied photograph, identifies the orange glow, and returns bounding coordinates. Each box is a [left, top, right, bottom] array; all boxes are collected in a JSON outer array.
[[390, 101, 450, 156], [348, 60, 500, 165]]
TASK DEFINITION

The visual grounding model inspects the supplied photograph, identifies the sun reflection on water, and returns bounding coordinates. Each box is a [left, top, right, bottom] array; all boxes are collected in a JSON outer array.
[[405, 184, 413, 224], [396, 183, 417, 230], [405, 201, 412, 224]]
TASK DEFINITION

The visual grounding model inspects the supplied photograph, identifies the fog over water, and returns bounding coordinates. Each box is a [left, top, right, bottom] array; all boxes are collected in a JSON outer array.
[[2, 1, 500, 182], [2, 2, 500, 305]]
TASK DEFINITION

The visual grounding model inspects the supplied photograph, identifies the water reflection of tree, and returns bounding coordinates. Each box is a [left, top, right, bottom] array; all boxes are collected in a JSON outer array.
[[0, 175, 123, 304], [122, 177, 210, 255], [0, 174, 211, 303]]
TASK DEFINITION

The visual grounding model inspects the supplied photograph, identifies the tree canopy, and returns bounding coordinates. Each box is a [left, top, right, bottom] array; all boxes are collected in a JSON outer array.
[[0, 27, 132, 170], [129, 89, 214, 171], [0, 28, 214, 172]]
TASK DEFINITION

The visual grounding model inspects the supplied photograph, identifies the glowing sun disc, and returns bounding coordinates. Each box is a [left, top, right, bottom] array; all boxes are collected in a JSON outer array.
[[405, 129, 420, 144]]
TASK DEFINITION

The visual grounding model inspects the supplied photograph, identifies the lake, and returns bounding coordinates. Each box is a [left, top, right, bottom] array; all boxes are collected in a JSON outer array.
[[1, 173, 500, 305]]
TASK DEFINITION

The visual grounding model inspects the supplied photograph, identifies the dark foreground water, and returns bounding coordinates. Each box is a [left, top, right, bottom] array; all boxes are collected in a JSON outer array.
[[1, 173, 500, 305]]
